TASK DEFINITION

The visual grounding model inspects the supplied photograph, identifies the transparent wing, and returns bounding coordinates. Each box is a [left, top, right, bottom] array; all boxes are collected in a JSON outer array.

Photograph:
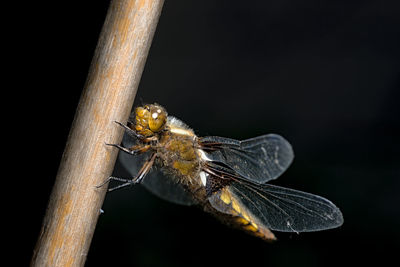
[[200, 134, 294, 184], [118, 133, 196, 206], [209, 180, 343, 233]]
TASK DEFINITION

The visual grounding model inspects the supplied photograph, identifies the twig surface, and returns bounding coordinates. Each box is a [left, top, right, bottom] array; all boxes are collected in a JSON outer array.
[[31, 1, 164, 266]]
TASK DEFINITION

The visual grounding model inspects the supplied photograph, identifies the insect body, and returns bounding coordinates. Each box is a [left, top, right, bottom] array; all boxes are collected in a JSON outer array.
[[107, 103, 343, 241]]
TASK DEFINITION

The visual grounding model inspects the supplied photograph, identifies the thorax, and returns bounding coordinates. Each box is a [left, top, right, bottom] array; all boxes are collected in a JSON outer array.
[[154, 117, 203, 188]]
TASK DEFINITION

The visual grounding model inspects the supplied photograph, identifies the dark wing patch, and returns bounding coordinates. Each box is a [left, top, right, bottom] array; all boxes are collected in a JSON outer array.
[[200, 134, 294, 184], [205, 173, 231, 197], [119, 133, 196, 206]]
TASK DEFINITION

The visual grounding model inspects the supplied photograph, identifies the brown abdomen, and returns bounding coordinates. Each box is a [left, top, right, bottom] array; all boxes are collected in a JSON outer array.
[[208, 187, 276, 241]]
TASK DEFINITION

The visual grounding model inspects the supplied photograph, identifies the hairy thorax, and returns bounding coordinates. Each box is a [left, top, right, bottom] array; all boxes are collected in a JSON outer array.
[[155, 117, 204, 190]]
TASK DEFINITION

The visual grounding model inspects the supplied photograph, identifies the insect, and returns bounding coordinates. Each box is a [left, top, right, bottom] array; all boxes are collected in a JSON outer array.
[[103, 103, 343, 241]]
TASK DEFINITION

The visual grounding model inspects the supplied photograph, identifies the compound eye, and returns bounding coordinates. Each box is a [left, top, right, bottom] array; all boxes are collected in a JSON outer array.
[[148, 106, 167, 132]]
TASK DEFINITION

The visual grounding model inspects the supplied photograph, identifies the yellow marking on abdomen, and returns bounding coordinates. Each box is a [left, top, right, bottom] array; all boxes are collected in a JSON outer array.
[[243, 224, 258, 232], [219, 188, 276, 240], [231, 198, 241, 214], [220, 190, 231, 204]]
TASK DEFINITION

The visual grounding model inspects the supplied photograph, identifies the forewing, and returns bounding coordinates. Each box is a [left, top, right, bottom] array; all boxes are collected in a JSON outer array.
[[119, 133, 196, 206], [200, 134, 294, 184], [212, 181, 344, 233]]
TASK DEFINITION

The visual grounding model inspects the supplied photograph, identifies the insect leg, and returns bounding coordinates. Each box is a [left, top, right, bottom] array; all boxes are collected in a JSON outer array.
[[95, 176, 133, 188], [113, 121, 142, 139], [105, 143, 151, 155], [106, 153, 157, 192]]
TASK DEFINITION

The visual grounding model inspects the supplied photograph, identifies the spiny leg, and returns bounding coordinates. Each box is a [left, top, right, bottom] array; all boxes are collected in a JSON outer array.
[[105, 143, 151, 155], [101, 153, 157, 192], [113, 120, 142, 139], [95, 176, 133, 188]]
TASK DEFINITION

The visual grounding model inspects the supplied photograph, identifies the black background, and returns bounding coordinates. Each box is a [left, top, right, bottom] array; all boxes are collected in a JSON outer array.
[[20, 1, 399, 266]]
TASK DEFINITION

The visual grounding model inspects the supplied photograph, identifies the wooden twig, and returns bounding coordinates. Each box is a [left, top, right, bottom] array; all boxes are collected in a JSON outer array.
[[31, 1, 164, 266]]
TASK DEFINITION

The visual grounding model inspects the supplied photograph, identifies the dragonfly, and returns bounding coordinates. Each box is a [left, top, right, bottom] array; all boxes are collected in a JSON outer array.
[[103, 103, 343, 241]]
